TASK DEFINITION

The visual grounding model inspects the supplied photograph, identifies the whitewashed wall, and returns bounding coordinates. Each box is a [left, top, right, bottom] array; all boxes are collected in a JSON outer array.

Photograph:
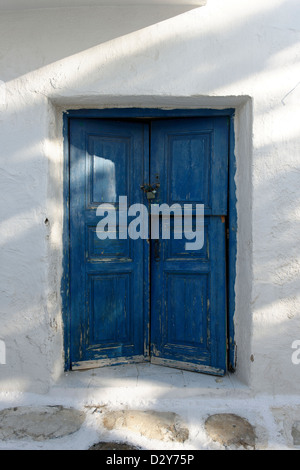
[[0, 0, 299, 394]]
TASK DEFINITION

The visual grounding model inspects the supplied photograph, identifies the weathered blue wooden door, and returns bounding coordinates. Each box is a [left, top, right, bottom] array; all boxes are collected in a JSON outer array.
[[69, 116, 228, 374], [150, 118, 228, 375], [69, 119, 149, 369]]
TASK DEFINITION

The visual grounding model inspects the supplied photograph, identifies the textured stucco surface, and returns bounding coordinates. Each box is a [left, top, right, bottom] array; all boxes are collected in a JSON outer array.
[[0, 0, 299, 394]]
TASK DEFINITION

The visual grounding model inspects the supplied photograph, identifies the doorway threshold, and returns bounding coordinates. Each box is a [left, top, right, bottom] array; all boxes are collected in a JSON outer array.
[[52, 363, 250, 404]]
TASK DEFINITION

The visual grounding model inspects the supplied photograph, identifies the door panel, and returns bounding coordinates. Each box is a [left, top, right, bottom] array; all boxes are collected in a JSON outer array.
[[150, 118, 229, 215], [150, 118, 228, 375], [69, 119, 149, 368]]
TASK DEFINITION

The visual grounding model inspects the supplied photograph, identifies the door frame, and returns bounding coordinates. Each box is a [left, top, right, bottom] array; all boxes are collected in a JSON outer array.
[[62, 108, 237, 373]]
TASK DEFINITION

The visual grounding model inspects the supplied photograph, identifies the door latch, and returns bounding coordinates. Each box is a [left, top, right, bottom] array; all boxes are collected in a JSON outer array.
[[140, 183, 160, 201], [146, 191, 156, 200]]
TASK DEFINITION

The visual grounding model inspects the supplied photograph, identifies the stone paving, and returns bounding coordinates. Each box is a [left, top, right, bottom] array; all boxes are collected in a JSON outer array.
[[0, 405, 256, 449], [0, 406, 85, 441], [102, 410, 189, 443], [0, 364, 299, 450], [204, 413, 256, 449]]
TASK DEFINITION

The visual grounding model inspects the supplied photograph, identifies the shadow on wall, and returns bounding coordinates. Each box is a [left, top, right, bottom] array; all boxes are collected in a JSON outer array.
[[1, 1, 298, 105], [0, 4, 199, 82]]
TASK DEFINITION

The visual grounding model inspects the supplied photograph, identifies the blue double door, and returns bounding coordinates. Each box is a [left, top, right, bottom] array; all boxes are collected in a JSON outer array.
[[69, 117, 229, 375]]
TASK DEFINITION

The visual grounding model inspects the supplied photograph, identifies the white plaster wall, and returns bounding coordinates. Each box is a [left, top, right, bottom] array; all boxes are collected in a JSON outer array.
[[0, 0, 299, 394]]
